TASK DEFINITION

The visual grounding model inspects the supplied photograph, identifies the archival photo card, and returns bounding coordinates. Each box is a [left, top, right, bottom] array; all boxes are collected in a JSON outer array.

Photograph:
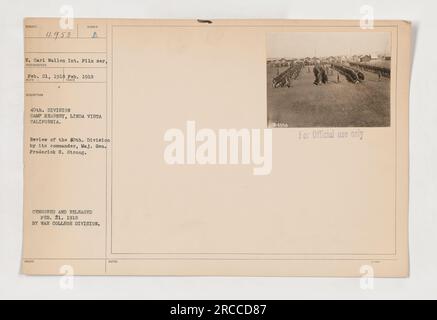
[[22, 19, 410, 277], [267, 32, 392, 128]]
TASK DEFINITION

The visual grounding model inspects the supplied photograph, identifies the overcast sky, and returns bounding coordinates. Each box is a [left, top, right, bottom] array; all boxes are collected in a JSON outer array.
[[267, 32, 391, 59]]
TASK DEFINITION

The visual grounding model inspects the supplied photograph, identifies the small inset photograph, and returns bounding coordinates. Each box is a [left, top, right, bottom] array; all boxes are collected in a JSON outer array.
[[267, 32, 392, 128]]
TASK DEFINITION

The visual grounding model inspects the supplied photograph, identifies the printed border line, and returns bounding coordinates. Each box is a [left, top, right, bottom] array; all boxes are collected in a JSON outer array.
[[24, 258, 398, 261], [105, 22, 109, 274], [107, 24, 399, 259]]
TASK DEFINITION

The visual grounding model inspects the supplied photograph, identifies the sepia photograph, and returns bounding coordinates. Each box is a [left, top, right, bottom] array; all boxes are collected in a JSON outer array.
[[267, 32, 392, 128]]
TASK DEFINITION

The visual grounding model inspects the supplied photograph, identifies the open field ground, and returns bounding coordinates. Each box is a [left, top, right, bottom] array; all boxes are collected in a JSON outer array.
[[267, 65, 391, 127]]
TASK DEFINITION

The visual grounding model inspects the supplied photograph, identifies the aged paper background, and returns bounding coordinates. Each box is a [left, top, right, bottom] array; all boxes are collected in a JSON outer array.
[[22, 19, 410, 277]]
